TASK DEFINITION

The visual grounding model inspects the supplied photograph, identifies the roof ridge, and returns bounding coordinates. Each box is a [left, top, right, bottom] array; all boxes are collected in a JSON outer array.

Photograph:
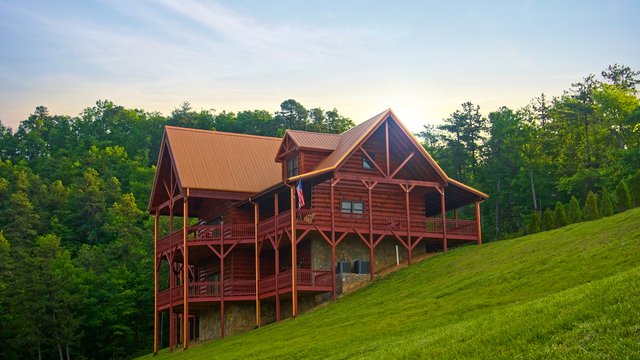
[[165, 126, 281, 141]]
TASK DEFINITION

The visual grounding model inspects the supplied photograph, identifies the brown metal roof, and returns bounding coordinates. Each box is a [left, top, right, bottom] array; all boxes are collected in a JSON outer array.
[[285, 130, 341, 151], [165, 126, 282, 193]]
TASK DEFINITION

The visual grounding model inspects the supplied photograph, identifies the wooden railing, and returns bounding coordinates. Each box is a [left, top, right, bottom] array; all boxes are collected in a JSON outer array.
[[158, 208, 478, 252], [259, 269, 332, 295]]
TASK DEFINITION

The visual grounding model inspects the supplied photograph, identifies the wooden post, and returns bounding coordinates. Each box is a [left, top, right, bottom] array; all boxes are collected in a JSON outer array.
[[290, 185, 298, 318], [330, 179, 337, 300], [404, 186, 412, 265], [154, 210, 159, 355], [475, 201, 482, 245], [168, 203, 174, 352], [183, 194, 189, 349], [220, 221, 225, 338], [441, 190, 447, 253], [367, 183, 374, 281], [274, 193, 280, 322], [254, 201, 260, 327]]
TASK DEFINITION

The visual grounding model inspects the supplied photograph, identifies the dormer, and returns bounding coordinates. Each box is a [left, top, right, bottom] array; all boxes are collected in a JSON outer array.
[[275, 130, 341, 179]]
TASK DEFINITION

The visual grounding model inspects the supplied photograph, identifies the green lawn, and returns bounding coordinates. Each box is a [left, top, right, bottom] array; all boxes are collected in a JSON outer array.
[[141, 208, 640, 359]]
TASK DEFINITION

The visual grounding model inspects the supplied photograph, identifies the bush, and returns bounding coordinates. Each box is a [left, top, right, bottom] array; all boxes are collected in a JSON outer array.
[[599, 188, 614, 217], [541, 208, 555, 231], [583, 191, 600, 221], [527, 211, 541, 234], [568, 196, 582, 223], [554, 202, 568, 228], [615, 181, 632, 212]]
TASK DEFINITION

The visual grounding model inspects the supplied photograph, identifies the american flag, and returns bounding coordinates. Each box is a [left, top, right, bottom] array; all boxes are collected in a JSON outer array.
[[296, 179, 305, 209]]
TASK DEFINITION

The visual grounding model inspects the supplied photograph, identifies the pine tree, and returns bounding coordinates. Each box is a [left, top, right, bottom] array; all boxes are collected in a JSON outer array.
[[615, 181, 632, 212], [554, 202, 568, 228], [583, 191, 600, 221], [599, 188, 614, 217], [528, 210, 541, 234], [541, 208, 555, 231], [568, 196, 582, 223]]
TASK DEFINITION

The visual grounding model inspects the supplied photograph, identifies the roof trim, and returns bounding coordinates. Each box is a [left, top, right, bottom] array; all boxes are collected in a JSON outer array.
[[447, 177, 489, 199]]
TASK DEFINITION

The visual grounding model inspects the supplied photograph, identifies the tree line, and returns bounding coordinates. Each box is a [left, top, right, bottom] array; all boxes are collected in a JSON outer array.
[[0, 99, 353, 359], [420, 64, 640, 239]]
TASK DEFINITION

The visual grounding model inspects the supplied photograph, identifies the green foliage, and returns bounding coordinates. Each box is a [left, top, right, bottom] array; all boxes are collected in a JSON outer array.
[[139, 209, 640, 360], [541, 208, 555, 231], [568, 196, 582, 223], [584, 191, 600, 221], [615, 181, 632, 212], [528, 211, 541, 234], [554, 202, 568, 228], [600, 188, 614, 217], [631, 172, 640, 207]]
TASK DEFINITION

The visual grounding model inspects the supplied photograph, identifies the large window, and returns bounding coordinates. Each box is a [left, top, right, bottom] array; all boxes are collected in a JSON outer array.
[[341, 200, 364, 214], [287, 155, 298, 178], [362, 153, 375, 170]]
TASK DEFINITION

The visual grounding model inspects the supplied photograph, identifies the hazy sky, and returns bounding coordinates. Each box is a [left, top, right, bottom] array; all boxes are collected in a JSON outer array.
[[1, 0, 639, 131]]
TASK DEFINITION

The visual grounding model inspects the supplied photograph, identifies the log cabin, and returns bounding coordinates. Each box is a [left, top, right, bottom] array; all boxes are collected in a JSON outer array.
[[148, 109, 487, 353]]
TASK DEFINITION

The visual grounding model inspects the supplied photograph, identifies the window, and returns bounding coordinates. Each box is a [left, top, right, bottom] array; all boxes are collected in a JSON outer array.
[[341, 200, 364, 214], [362, 153, 375, 170], [287, 155, 298, 178]]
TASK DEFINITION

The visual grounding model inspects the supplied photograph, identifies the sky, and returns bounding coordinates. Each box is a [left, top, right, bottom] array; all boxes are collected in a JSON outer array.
[[1, 0, 639, 132]]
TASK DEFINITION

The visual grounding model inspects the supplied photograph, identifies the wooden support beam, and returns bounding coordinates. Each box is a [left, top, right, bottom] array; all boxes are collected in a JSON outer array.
[[330, 179, 337, 300], [220, 227, 225, 339], [441, 191, 447, 253], [254, 202, 260, 328], [290, 185, 298, 318], [391, 152, 415, 179], [182, 194, 189, 349], [274, 193, 280, 322], [404, 184, 413, 264], [154, 211, 159, 355], [475, 201, 482, 245], [360, 146, 386, 177], [385, 120, 390, 176], [368, 184, 375, 281], [168, 201, 174, 353], [337, 174, 441, 188]]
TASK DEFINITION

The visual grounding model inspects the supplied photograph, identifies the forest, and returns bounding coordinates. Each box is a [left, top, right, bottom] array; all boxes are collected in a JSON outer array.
[[0, 64, 638, 359]]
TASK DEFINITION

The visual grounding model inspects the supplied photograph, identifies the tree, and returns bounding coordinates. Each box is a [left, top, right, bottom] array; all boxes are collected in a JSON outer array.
[[583, 191, 600, 221], [615, 181, 632, 212], [274, 99, 309, 134], [325, 108, 354, 134], [601, 63, 640, 91], [3, 192, 40, 248], [527, 211, 541, 234], [631, 172, 640, 207], [541, 208, 555, 231], [567, 196, 582, 223], [599, 188, 614, 217], [554, 202, 568, 228]]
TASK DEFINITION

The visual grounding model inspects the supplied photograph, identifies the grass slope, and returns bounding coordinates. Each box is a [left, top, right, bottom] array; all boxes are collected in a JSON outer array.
[[142, 209, 640, 359]]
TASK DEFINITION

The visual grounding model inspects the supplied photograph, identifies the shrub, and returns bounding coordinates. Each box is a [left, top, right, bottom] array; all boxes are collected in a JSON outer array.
[[554, 202, 568, 228], [599, 188, 614, 217], [568, 196, 582, 223], [527, 210, 541, 234], [541, 208, 555, 231], [583, 191, 600, 221], [615, 181, 632, 212]]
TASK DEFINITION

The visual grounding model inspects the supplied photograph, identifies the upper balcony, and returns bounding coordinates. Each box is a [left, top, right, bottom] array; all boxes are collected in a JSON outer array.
[[157, 208, 477, 254]]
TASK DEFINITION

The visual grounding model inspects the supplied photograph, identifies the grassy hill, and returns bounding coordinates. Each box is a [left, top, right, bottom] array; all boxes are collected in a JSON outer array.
[[142, 209, 640, 359]]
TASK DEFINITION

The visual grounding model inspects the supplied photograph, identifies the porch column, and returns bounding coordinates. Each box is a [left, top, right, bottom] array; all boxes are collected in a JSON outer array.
[[274, 194, 280, 322], [330, 179, 337, 300], [290, 185, 298, 318], [254, 202, 260, 327], [404, 186, 412, 265], [168, 202, 174, 352], [475, 201, 482, 245], [440, 190, 447, 253], [154, 210, 159, 355], [368, 184, 374, 281], [183, 194, 189, 349], [220, 222, 225, 338]]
